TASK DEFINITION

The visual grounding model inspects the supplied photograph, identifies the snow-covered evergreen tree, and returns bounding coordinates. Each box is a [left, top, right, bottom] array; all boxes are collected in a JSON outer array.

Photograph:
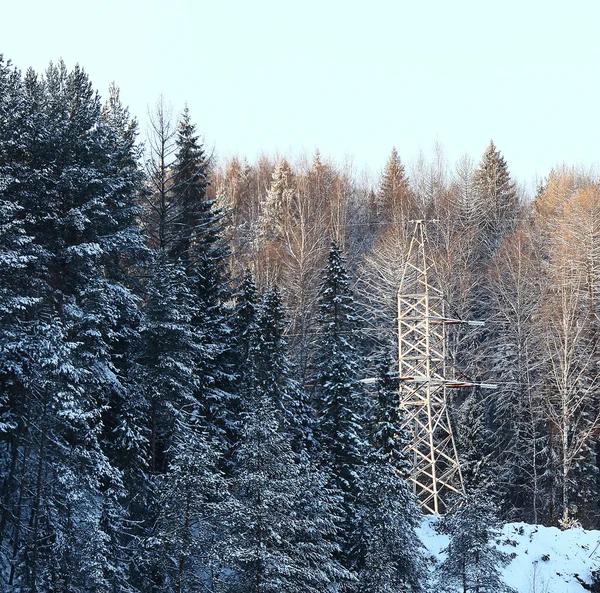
[[135, 253, 199, 475], [257, 286, 314, 454], [220, 270, 261, 471], [170, 109, 232, 455], [377, 147, 415, 224], [0, 58, 146, 592], [152, 412, 228, 593], [456, 391, 494, 490], [229, 393, 334, 593], [350, 353, 425, 593], [436, 489, 515, 593], [352, 457, 425, 593], [131, 252, 210, 592], [0, 59, 40, 577], [229, 271, 345, 592], [312, 242, 365, 566], [369, 353, 411, 477], [472, 140, 518, 256], [169, 105, 211, 266]]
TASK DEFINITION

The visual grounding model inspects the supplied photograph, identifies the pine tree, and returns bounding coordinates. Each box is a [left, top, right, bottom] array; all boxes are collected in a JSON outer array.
[[98, 81, 147, 456], [0, 57, 41, 577], [0, 58, 146, 591]]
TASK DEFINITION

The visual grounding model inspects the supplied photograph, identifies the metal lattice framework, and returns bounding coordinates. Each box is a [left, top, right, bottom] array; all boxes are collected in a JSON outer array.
[[397, 221, 465, 514]]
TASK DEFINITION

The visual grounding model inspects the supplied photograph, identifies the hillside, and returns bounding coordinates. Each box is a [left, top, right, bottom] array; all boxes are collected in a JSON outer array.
[[419, 518, 600, 592]]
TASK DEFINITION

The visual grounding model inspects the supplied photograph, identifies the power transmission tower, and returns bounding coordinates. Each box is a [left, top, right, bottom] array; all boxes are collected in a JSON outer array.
[[397, 220, 493, 514]]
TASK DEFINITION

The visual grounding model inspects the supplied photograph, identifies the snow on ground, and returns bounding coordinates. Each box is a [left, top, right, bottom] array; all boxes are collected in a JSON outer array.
[[417, 517, 600, 592]]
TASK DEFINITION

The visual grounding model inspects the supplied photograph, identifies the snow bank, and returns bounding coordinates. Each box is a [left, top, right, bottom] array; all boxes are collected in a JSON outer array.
[[418, 517, 600, 592]]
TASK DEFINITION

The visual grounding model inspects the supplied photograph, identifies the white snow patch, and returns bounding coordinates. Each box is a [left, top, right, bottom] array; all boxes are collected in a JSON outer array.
[[418, 517, 600, 593]]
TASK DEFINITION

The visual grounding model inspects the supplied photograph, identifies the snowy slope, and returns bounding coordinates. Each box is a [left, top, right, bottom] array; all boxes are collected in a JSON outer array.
[[418, 518, 600, 592]]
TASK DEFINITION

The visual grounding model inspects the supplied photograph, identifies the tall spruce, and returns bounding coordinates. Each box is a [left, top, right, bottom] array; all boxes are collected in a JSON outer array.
[[257, 287, 314, 454], [313, 242, 365, 567], [377, 147, 415, 224], [134, 106, 233, 592], [171, 108, 232, 452], [472, 140, 518, 255], [222, 270, 261, 470], [350, 353, 425, 593], [229, 272, 345, 592], [131, 253, 205, 593], [170, 105, 210, 266]]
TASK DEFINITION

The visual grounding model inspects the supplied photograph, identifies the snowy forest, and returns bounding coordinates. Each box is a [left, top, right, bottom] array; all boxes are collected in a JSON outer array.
[[0, 55, 599, 593]]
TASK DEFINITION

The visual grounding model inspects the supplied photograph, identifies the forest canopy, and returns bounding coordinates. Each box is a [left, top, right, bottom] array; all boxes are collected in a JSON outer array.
[[0, 55, 598, 593]]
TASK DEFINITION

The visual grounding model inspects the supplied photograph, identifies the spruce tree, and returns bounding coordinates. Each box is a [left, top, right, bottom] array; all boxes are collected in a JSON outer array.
[[153, 412, 227, 593], [352, 457, 425, 593], [229, 393, 327, 593], [257, 286, 314, 454], [313, 242, 365, 566], [171, 108, 232, 454], [134, 105, 232, 583], [436, 489, 515, 593], [170, 105, 210, 267], [369, 353, 411, 476], [221, 270, 261, 469], [350, 353, 425, 593], [229, 271, 345, 593], [456, 391, 494, 489], [378, 147, 415, 224], [472, 140, 518, 255], [134, 253, 199, 475], [131, 252, 205, 592]]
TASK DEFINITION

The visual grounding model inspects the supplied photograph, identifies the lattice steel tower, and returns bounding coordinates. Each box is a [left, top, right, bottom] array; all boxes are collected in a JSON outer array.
[[397, 221, 486, 514]]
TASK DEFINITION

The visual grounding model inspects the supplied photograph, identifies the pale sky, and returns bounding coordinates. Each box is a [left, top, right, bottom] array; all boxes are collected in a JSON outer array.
[[3, 0, 600, 189]]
